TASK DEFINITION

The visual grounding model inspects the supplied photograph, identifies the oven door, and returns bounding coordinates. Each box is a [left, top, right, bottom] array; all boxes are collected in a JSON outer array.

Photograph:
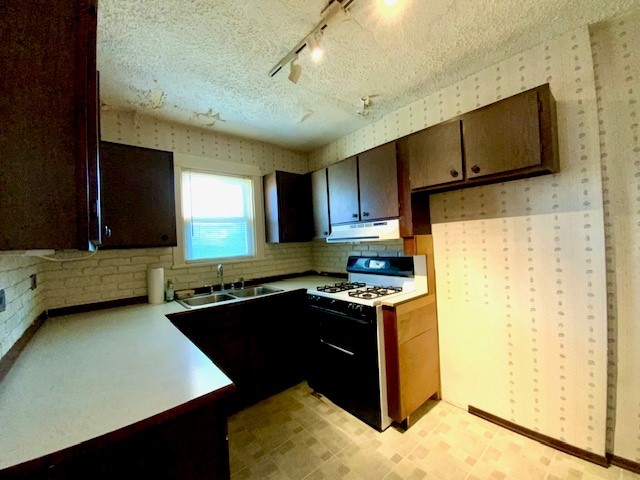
[[307, 305, 382, 430]]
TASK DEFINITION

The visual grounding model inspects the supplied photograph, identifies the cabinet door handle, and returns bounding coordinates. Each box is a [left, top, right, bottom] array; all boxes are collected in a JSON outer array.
[[471, 165, 481, 174], [103, 225, 112, 238], [362, 212, 369, 217], [352, 213, 358, 218], [450, 169, 459, 178], [320, 339, 354, 356]]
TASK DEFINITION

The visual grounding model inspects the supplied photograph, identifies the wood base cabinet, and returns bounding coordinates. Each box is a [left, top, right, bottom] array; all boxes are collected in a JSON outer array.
[[383, 295, 441, 424]]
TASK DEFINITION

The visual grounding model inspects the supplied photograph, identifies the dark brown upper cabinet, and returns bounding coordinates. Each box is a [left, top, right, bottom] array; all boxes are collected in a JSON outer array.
[[264, 171, 312, 243], [311, 168, 331, 238], [358, 142, 399, 220], [0, 0, 100, 251], [327, 143, 399, 225], [409, 84, 558, 194], [403, 120, 464, 190], [463, 88, 544, 179], [99, 142, 177, 249], [327, 156, 360, 224]]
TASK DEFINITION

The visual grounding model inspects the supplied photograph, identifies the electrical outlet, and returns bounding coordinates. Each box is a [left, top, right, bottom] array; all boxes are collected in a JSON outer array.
[[0, 289, 5, 313], [30, 274, 37, 290]]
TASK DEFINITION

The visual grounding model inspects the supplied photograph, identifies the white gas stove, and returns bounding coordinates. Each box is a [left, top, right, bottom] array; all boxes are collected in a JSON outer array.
[[312, 255, 426, 306], [307, 255, 427, 431]]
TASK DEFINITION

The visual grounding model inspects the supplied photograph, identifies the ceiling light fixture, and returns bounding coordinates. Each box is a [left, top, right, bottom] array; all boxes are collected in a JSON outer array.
[[288, 55, 302, 84], [383, 0, 398, 6], [269, 0, 358, 82]]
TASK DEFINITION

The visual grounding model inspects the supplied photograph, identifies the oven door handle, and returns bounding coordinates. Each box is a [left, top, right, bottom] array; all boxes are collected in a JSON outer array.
[[320, 339, 355, 356]]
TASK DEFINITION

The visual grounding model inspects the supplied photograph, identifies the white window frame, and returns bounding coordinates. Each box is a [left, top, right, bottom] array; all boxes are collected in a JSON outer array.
[[172, 153, 265, 268]]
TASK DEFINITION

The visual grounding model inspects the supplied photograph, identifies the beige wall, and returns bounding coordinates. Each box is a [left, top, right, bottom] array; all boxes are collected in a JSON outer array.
[[311, 26, 609, 455], [591, 11, 640, 462]]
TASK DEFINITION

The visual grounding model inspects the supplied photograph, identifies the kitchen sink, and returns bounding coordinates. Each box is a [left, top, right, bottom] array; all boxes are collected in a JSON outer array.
[[177, 293, 236, 308], [228, 286, 284, 298], [176, 285, 284, 308]]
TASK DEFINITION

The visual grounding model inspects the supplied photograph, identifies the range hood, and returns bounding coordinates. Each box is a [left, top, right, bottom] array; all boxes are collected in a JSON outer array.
[[326, 219, 400, 243]]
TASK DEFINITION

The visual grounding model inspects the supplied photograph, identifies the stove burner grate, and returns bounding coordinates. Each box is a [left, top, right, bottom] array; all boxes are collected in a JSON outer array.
[[347, 286, 403, 299], [317, 281, 366, 293]]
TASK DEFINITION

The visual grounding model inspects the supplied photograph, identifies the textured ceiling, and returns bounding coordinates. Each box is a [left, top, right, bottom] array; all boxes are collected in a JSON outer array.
[[98, 0, 636, 152]]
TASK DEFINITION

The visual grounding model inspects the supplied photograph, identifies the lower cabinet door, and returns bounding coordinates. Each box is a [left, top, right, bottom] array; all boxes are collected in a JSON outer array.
[[250, 292, 307, 401]]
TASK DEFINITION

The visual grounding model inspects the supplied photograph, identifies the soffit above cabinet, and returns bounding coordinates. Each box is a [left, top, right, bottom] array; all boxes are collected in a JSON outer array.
[[97, 0, 636, 152]]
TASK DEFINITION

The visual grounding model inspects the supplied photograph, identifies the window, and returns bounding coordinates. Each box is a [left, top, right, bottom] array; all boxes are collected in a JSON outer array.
[[172, 153, 264, 267], [181, 169, 256, 262]]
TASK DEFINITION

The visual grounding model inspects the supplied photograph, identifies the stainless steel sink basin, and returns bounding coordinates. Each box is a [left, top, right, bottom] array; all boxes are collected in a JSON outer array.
[[176, 285, 284, 308], [230, 286, 284, 298], [177, 293, 235, 308]]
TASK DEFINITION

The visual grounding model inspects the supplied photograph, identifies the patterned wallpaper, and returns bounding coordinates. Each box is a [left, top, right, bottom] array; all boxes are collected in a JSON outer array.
[[310, 27, 609, 455], [591, 11, 640, 462], [101, 110, 308, 175]]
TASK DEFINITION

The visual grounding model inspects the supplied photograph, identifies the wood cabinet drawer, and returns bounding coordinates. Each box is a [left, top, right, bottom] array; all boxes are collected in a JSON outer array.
[[395, 296, 437, 344]]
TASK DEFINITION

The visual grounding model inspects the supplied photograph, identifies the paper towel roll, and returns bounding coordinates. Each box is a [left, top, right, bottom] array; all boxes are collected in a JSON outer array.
[[147, 267, 165, 304]]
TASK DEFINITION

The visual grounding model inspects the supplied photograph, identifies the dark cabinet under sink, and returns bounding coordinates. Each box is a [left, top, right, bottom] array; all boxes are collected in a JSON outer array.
[[168, 290, 308, 412]]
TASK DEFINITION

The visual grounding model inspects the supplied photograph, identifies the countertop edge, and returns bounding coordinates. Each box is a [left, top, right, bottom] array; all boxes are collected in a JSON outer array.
[[380, 291, 431, 307], [0, 383, 236, 475]]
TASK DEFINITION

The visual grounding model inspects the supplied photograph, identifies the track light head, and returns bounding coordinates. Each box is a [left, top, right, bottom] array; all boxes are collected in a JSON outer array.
[[288, 56, 302, 84], [307, 31, 324, 62]]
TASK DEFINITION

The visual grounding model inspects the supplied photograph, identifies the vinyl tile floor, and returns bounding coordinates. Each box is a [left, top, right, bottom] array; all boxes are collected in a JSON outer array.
[[228, 382, 640, 480]]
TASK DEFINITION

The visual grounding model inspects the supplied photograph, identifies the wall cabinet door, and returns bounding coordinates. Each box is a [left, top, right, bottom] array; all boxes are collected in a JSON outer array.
[[358, 142, 399, 220], [463, 89, 541, 179], [328, 156, 359, 224], [263, 171, 312, 243], [99, 142, 177, 249], [0, 0, 99, 251], [404, 120, 464, 190], [311, 168, 331, 238]]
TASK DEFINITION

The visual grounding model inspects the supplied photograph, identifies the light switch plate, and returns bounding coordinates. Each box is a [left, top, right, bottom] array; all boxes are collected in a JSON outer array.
[[0, 289, 5, 313]]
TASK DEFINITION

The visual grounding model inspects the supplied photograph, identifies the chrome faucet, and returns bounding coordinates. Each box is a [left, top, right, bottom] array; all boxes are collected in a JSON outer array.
[[217, 264, 224, 291]]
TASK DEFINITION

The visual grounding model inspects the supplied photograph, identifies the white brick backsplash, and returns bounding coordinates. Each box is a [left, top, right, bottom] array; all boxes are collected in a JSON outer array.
[[116, 264, 149, 274], [130, 255, 162, 265], [82, 266, 118, 276], [118, 280, 146, 290], [64, 276, 101, 288], [98, 257, 131, 267], [101, 273, 135, 284], [0, 254, 48, 358]]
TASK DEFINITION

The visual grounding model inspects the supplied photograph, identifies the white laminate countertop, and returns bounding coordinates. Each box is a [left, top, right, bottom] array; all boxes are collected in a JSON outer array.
[[0, 274, 343, 470]]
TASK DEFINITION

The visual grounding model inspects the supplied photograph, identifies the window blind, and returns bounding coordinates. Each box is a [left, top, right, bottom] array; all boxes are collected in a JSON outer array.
[[181, 169, 255, 261]]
